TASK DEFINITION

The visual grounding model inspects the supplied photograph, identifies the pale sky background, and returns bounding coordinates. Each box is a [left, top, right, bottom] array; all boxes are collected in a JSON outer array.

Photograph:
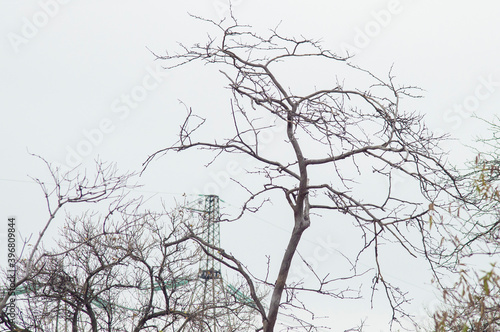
[[1, 1, 500, 331]]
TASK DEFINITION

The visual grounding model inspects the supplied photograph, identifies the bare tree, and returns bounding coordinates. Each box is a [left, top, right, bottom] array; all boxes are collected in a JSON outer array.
[[144, 15, 463, 331], [1, 158, 260, 331], [15, 205, 187, 331], [0, 155, 135, 331]]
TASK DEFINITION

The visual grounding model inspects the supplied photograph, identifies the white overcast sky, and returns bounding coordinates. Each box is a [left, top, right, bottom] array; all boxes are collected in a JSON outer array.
[[1, 0, 500, 331]]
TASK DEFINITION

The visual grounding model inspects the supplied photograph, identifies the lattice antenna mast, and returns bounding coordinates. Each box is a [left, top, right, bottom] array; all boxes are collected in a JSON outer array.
[[199, 195, 221, 280], [187, 194, 231, 332], [185, 195, 257, 331]]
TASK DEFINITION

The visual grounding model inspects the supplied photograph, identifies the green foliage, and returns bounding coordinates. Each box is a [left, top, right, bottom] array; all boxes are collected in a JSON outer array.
[[431, 118, 500, 332], [433, 265, 500, 331]]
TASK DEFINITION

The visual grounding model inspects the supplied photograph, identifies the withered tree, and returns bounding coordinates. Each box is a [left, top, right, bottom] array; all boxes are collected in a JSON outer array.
[[1, 159, 259, 331], [144, 15, 463, 331], [0, 156, 135, 331], [14, 207, 196, 332]]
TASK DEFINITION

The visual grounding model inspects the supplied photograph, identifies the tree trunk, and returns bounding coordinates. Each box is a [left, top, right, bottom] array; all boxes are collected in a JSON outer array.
[[264, 216, 309, 332]]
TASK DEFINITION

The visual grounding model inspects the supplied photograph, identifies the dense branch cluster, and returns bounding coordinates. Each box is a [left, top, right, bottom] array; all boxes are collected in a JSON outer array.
[[0, 159, 260, 331]]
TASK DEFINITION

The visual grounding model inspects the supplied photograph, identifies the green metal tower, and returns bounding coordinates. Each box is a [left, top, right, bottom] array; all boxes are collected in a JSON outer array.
[[198, 195, 221, 281], [183, 194, 258, 331], [185, 195, 231, 331], [197, 195, 223, 331]]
